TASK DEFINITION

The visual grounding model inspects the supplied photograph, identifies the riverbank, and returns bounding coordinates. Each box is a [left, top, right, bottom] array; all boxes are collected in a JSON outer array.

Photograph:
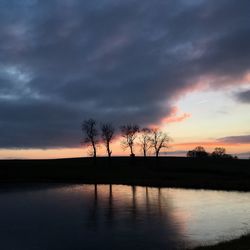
[[192, 233, 250, 250], [0, 157, 249, 191]]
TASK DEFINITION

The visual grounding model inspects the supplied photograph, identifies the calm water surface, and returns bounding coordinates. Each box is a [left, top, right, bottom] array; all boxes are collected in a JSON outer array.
[[0, 184, 249, 250]]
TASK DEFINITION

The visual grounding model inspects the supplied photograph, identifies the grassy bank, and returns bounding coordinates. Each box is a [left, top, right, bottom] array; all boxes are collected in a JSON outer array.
[[0, 157, 249, 191], [192, 234, 250, 250]]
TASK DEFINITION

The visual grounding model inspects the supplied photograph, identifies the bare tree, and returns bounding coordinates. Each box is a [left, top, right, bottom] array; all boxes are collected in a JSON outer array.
[[139, 128, 152, 157], [101, 123, 115, 157], [120, 124, 140, 157], [212, 147, 226, 157], [82, 118, 99, 158], [151, 129, 170, 157]]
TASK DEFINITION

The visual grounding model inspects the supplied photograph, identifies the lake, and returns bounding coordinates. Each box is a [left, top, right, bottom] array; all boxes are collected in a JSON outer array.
[[0, 184, 249, 249]]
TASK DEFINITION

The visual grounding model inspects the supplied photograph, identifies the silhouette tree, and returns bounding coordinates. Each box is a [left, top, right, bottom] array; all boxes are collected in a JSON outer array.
[[211, 147, 226, 157], [194, 146, 206, 152], [187, 146, 208, 158], [139, 128, 152, 157], [212, 147, 234, 159], [151, 129, 170, 157], [187, 150, 195, 158], [82, 118, 99, 158], [101, 123, 115, 157], [120, 124, 140, 157]]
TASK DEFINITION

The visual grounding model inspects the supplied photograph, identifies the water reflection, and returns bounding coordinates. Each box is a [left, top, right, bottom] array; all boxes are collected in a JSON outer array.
[[0, 184, 249, 250], [84, 185, 184, 249]]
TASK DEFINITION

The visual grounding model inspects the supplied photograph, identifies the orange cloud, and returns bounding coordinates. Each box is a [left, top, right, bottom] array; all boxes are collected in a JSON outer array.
[[164, 112, 191, 123], [174, 141, 225, 148], [148, 106, 191, 129], [243, 72, 250, 82], [161, 107, 191, 124]]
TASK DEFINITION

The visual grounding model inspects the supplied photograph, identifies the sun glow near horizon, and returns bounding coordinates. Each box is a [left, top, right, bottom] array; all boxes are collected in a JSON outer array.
[[1, 87, 250, 159], [0, 1, 250, 159]]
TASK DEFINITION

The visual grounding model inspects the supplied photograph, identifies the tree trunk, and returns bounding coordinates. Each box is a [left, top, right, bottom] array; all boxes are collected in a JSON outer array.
[[107, 143, 112, 158], [156, 150, 159, 157], [92, 142, 97, 158], [130, 145, 134, 157]]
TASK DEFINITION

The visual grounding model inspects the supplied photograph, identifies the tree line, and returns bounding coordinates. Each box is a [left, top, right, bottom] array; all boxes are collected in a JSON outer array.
[[187, 146, 237, 159], [81, 118, 170, 158]]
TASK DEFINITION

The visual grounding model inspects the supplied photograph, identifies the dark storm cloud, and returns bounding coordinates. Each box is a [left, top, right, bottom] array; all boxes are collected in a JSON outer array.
[[235, 90, 250, 103], [0, 0, 250, 148], [218, 135, 250, 144]]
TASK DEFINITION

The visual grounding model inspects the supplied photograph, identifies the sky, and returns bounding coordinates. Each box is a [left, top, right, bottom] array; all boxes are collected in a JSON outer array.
[[0, 0, 250, 159]]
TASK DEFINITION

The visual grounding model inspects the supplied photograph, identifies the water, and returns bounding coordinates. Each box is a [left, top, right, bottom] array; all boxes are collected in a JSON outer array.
[[0, 184, 249, 250]]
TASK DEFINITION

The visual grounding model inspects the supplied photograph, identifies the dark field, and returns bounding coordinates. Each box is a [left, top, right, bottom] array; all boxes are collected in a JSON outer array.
[[0, 157, 249, 191]]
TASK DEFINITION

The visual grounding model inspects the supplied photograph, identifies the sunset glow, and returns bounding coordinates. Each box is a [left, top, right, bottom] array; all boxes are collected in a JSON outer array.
[[0, 0, 249, 159]]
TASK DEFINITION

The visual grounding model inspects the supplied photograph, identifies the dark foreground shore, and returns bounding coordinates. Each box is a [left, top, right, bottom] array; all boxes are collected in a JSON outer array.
[[192, 234, 250, 250], [0, 157, 250, 249], [0, 157, 249, 191]]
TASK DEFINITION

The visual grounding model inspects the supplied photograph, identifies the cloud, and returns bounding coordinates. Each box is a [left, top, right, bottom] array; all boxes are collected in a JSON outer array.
[[160, 150, 187, 156], [175, 135, 250, 148], [236, 152, 250, 159], [218, 135, 250, 144], [0, 0, 250, 148], [161, 107, 191, 124], [235, 90, 250, 103]]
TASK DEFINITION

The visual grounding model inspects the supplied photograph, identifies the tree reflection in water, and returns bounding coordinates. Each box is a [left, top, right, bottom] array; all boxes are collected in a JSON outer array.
[[1, 184, 249, 249], [85, 184, 185, 249]]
